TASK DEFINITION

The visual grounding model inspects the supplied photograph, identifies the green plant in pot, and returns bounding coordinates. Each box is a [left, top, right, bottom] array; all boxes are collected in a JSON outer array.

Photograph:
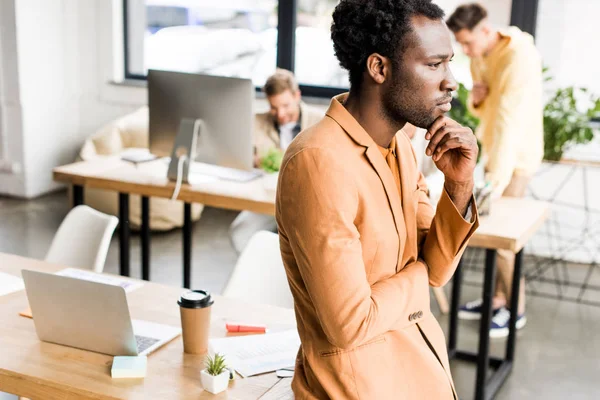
[[543, 82, 600, 161], [260, 148, 285, 173], [201, 353, 230, 394]]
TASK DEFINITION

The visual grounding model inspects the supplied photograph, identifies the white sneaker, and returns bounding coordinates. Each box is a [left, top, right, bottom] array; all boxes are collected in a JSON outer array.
[[458, 299, 502, 320], [489, 307, 527, 338]]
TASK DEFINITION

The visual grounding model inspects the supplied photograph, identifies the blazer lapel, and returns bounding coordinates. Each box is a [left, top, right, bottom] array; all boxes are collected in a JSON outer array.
[[364, 146, 408, 245], [395, 135, 418, 267], [326, 94, 407, 269]]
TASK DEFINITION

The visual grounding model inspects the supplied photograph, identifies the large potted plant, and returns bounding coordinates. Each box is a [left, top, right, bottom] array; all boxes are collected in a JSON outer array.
[[449, 74, 600, 162], [543, 82, 600, 161]]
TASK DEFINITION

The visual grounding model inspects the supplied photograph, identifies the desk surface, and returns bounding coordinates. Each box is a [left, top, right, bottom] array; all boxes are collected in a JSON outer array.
[[0, 253, 295, 400], [468, 197, 550, 253], [53, 158, 549, 252], [53, 157, 276, 215]]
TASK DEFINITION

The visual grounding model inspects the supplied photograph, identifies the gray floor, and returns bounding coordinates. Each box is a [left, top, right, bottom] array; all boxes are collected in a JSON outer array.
[[1, 190, 599, 400]]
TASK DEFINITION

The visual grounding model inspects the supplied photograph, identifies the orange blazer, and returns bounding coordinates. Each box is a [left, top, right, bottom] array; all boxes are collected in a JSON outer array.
[[276, 94, 479, 399]]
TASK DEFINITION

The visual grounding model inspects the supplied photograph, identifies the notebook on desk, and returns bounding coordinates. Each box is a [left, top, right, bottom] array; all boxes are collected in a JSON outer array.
[[21, 270, 181, 356], [209, 329, 300, 377]]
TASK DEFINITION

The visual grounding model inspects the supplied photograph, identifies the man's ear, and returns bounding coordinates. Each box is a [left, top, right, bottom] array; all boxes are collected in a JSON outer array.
[[366, 53, 390, 85], [295, 89, 302, 101]]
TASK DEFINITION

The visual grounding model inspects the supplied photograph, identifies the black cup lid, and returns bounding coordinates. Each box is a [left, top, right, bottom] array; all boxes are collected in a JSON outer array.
[[178, 290, 214, 309]]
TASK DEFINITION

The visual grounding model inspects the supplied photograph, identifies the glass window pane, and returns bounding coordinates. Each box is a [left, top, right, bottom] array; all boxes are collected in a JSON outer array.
[[126, 0, 278, 86], [294, 0, 348, 88]]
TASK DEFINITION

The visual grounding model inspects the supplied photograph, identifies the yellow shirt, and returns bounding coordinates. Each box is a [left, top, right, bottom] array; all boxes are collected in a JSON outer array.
[[378, 136, 401, 196], [468, 27, 544, 195]]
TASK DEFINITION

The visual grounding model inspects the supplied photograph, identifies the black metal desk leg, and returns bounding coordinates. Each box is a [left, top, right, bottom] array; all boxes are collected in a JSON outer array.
[[73, 185, 84, 207], [119, 193, 130, 277], [448, 259, 464, 353], [141, 196, 150, 281], [183, 203, 192, 289], [475, 249, 498, 400], [506, 249, 524, 361]]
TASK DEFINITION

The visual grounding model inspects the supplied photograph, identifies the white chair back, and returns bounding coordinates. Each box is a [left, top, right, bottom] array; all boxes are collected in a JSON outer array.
[[45, 205, 119, 273], [223, 231, 293, 309]]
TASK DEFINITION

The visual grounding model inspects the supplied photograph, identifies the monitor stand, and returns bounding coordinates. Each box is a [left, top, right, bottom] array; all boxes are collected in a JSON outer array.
[[167, 118, 202, 184], [167, 119, 262, 184]]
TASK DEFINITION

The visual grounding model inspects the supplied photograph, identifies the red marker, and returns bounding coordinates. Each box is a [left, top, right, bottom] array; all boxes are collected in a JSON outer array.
[[226, 323, 267, 333]]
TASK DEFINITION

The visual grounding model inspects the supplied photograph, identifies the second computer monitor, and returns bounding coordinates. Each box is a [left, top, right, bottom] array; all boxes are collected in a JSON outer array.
[[148, 70, 255, 171]]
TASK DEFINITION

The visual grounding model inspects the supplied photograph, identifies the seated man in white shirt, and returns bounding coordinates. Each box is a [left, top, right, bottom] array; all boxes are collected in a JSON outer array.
[[229, 69, 323, 254]]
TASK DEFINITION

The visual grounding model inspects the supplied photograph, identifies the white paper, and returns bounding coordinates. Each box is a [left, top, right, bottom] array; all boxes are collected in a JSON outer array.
[[0, 272, 25, 297], [56, 268, 143, 293], [209, 330, 300, 377]]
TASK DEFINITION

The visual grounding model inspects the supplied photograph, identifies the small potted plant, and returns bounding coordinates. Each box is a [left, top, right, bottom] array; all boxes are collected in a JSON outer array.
[[259, 148, 284, 174], [201, 353, 230, 395]]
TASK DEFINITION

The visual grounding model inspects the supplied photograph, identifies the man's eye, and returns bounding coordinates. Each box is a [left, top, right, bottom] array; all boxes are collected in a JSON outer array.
[[429, 62, 442, 68]]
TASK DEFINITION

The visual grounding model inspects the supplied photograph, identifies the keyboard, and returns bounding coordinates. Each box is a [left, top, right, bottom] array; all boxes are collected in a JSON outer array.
[[189, 162, 262, 182], [135, 335, 160, 354]]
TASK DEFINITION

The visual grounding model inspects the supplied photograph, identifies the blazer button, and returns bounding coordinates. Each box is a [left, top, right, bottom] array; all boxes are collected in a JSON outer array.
[[418, 311, 423, 318], [408, 313, 414, 321]]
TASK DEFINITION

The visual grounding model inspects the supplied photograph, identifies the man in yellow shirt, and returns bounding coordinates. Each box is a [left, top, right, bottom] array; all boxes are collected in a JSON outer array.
[[447, 3, 544, 337]]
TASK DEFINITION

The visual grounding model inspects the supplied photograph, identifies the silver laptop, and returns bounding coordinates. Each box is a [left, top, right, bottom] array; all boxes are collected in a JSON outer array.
[[22, 269, 181, 356]]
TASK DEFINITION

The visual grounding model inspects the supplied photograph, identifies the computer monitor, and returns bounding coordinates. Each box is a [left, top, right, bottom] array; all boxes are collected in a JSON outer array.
[[148, 70, 255, 171]]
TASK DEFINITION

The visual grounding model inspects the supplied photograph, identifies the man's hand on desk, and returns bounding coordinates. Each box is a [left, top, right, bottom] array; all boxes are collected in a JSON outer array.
[[425, 116, 478, 217]]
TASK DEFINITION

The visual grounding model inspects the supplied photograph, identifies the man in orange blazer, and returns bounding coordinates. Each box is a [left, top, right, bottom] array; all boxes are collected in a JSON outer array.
[[276, 1, 480, 399]]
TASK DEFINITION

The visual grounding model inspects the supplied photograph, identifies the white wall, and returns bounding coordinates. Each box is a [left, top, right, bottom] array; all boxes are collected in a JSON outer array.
[[0, 0, 26, 194], [0, 0, 146, 198], [536, 0, 600, 96]]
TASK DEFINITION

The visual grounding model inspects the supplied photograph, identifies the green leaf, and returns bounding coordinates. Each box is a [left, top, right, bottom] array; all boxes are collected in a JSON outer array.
[[205, 353, 228, 376], [543, 82, 597, 161]]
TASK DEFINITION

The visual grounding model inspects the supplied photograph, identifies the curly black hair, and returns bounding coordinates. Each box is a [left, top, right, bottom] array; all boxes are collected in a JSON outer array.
[[331, 0, 445, 89]]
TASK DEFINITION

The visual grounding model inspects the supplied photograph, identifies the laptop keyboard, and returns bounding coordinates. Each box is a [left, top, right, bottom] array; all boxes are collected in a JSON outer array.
[[135, 335, 160, 354]]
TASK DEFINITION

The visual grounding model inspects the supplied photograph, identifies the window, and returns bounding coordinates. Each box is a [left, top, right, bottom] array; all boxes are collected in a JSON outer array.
[[125, 0, 278, 86], [294, 0, 347, 88], [123, 0, 526, 97]]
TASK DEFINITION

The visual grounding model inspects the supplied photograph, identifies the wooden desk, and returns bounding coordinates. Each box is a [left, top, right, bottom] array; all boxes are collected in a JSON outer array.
[[0, 253, 295, 400], [52, 159, 550, 399], [468, 197, 550, 252], [53, 157, 276, 215], [448, 198, 550, 400], [53, 157, 276, 287]]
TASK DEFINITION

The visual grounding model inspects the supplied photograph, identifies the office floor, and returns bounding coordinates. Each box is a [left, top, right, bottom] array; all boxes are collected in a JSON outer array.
[[2, 190, 599, 400]]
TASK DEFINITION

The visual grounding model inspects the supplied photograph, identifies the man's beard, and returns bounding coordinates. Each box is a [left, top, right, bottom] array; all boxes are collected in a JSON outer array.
[[381, 76, 437, 130]]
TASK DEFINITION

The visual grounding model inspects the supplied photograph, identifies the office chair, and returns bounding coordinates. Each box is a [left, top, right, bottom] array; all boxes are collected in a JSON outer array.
[[45, 205, 119, 273], [222, 230, 293, 309]]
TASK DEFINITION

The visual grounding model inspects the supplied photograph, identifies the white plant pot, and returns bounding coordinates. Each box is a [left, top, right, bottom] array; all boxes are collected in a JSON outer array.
[[201, 369, 230, 395]]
